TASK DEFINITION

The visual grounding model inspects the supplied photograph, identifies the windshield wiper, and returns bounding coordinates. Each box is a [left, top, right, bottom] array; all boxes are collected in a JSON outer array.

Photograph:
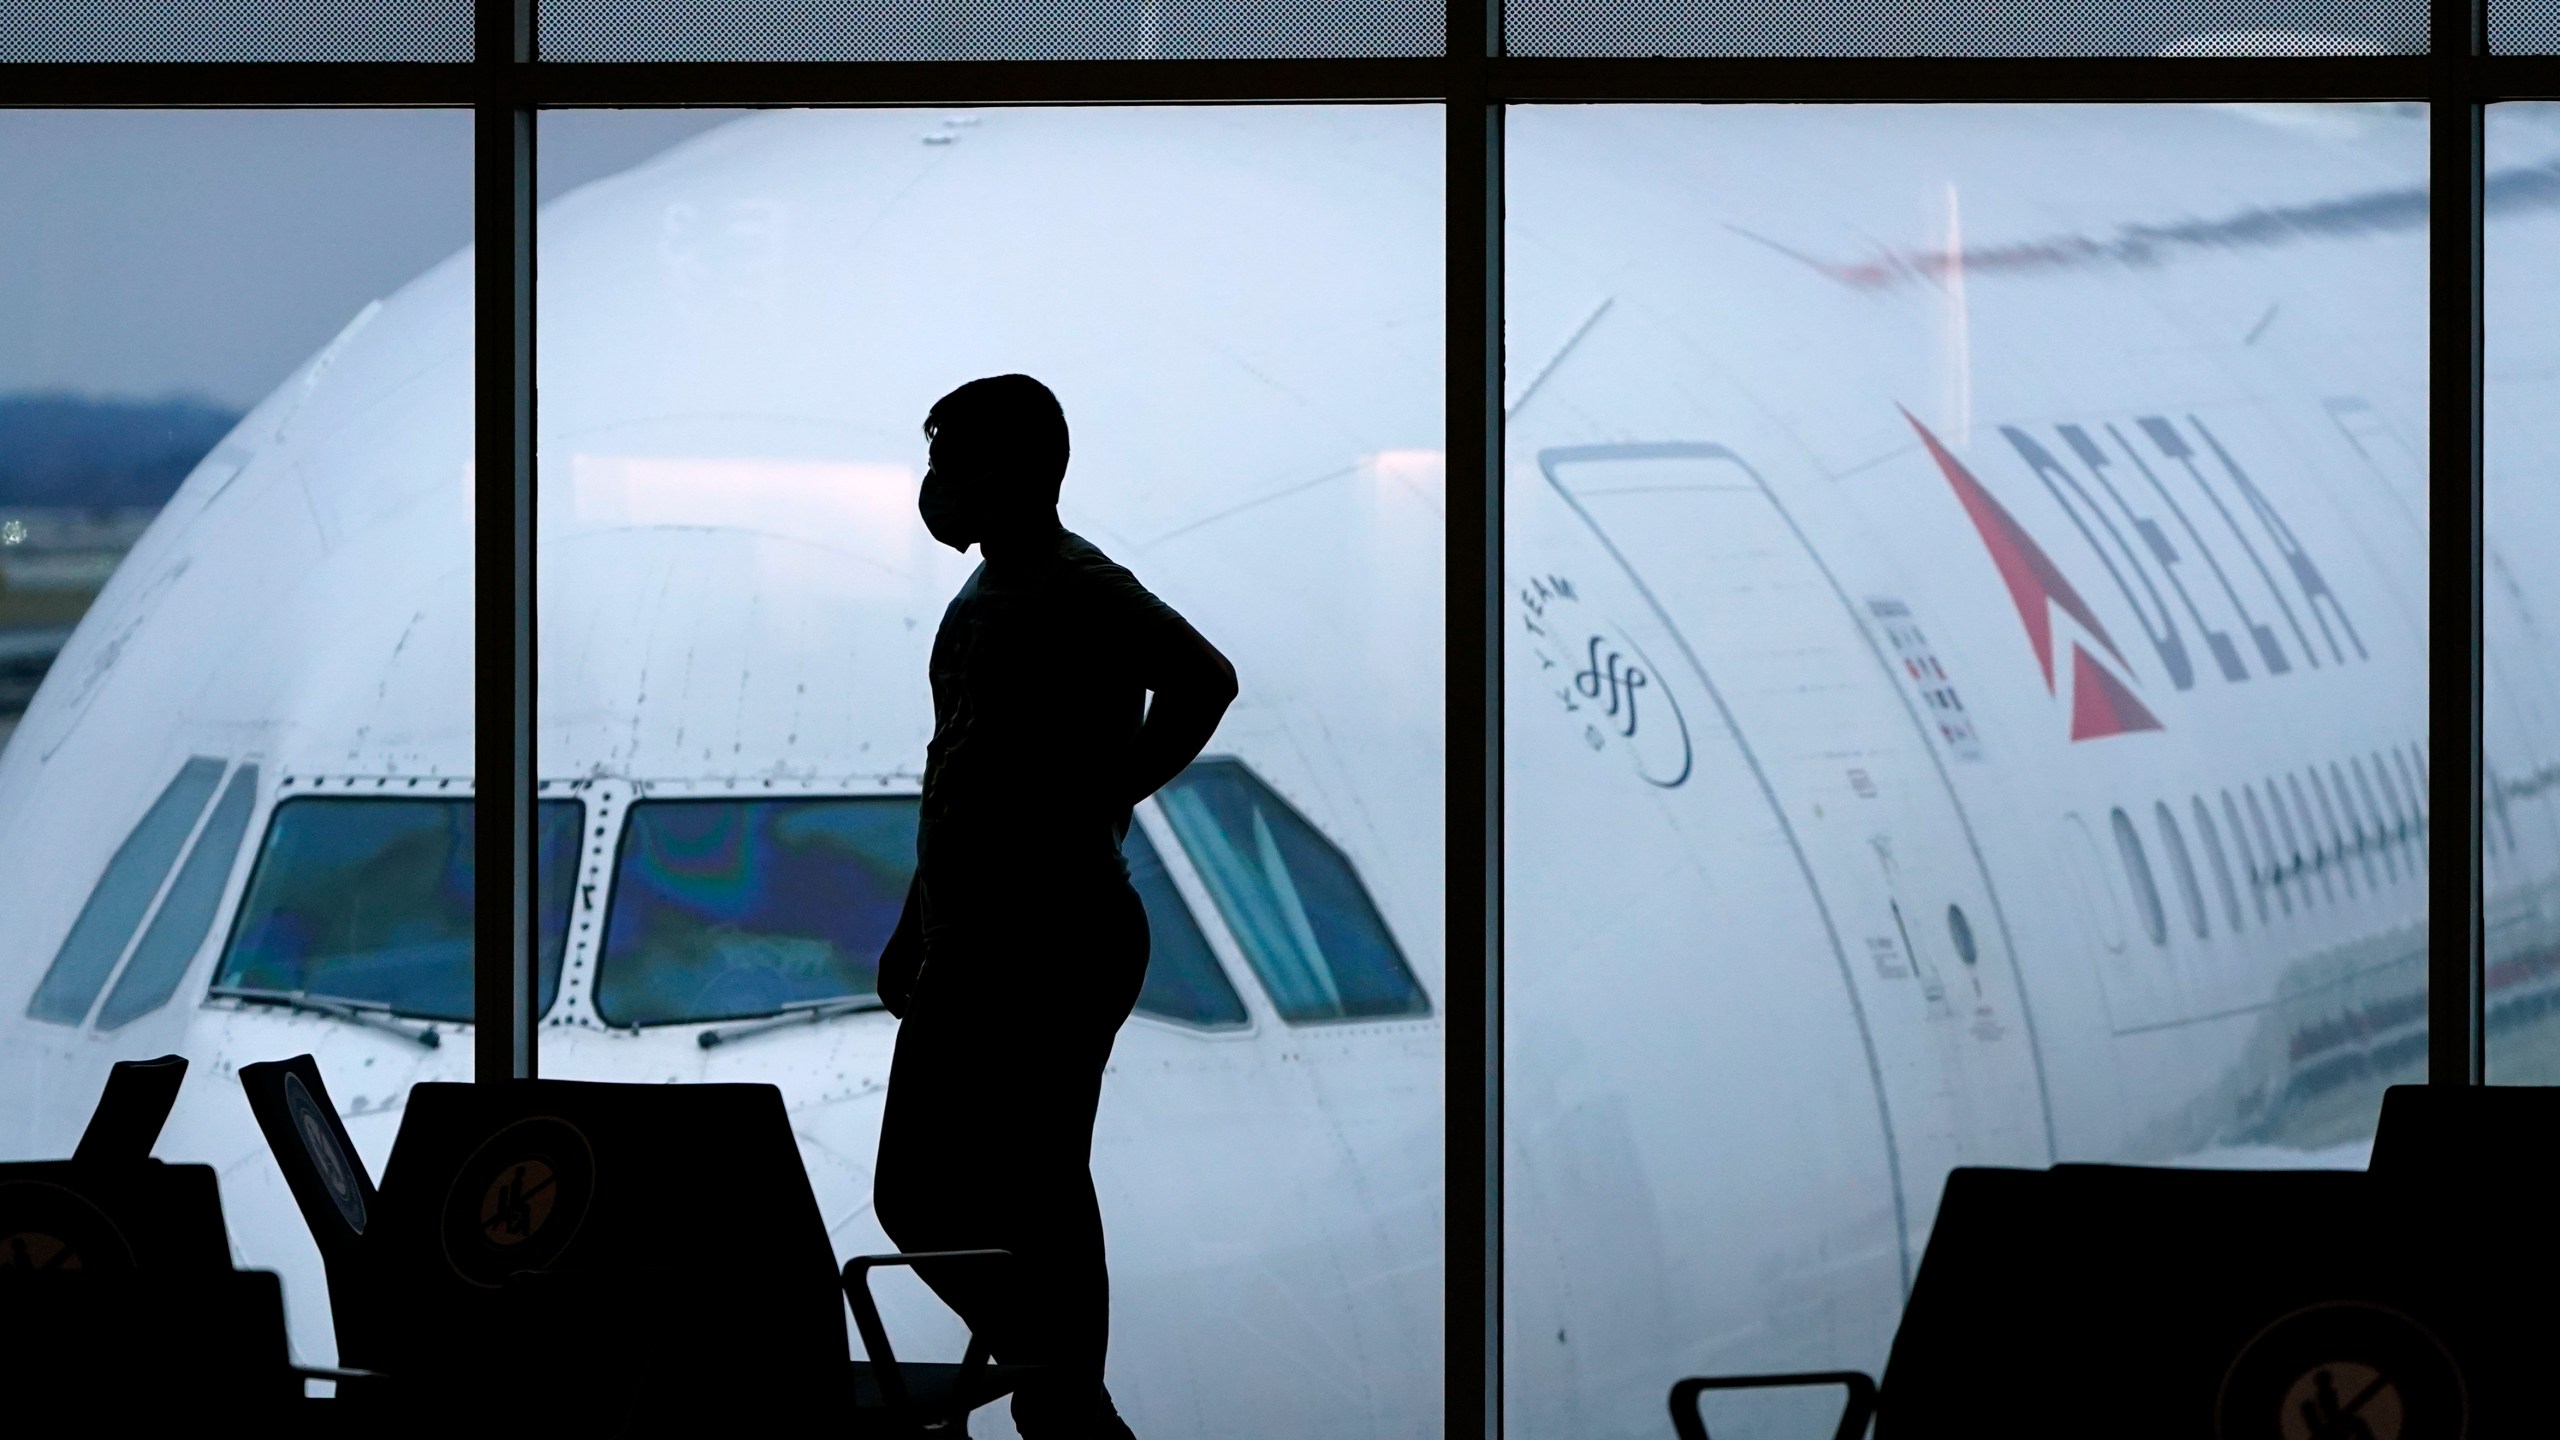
[[697, 994, 887, 1050], [208, 985, 443, 1050]]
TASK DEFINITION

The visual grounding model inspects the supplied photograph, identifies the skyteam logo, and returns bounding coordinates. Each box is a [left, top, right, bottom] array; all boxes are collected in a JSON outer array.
[[1903, 408, 2162, 741]]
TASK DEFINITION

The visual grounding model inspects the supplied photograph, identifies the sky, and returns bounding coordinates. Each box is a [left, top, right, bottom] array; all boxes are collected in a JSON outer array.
[[0, 108, 745, 411]]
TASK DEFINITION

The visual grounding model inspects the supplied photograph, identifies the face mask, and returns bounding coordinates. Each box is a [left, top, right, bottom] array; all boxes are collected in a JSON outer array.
[[917, 466, 978, 551]]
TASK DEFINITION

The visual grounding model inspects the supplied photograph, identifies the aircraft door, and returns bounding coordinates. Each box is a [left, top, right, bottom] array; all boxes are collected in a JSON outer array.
[[1540, 443, 2056, 1252]]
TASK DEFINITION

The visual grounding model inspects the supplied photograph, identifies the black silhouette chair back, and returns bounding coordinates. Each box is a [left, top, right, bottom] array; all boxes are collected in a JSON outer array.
[[0, 1055, 299, 1413], [2370, 1079, 2559, 1185], [73, 1051, 188, 1164], [0, 1054, 230, 1276], [262, 1075, 862, 1426], [1672, 1161, 2543, 1437], [373, 1079, 849, 1386], [241, 1063, 1035, 1430], [239, 1053, 386, 1362]]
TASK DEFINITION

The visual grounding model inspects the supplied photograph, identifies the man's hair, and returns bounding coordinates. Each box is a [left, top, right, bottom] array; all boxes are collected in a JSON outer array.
[[923, 374, 1071, 500]]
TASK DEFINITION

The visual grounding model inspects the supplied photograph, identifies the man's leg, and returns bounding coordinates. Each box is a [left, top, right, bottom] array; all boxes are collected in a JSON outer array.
[[873, 1002, 1025, 1353]]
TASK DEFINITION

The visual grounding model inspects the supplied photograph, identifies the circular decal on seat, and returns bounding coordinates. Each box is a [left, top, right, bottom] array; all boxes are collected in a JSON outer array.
[[0, 1181, 134, 1274], [440, 1115, 594, 1288], [284, 1072, 367, 1235], [2219, 1301, 2465, 1440]]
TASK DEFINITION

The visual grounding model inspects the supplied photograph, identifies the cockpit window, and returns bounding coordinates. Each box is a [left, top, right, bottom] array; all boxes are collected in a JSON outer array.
[[1156, 759, 1428, 1023], [1125, 821, 1248, 1029], [594, 798, 909, 1028], [26, 756, 225, 1026], [593, 796, 1252, 1031], [214, 797, 581, 1022], [98, 764, 261, 1030]]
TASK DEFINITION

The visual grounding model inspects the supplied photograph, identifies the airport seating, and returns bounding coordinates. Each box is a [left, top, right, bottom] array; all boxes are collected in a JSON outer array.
[[844, 1248, 1040, 1435], [1669, 1157, 2544, 1437], [241, 1056, 1034, 1433], [0, 1055, 304, 1414], [2369, 1078, 2559, 1182], [1668, 1372, 1872, 1440], [237, 1054, 393, 1382]]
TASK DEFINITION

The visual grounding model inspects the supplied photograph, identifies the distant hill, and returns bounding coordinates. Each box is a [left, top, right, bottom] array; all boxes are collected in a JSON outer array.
[[0, 394, 242, 510]]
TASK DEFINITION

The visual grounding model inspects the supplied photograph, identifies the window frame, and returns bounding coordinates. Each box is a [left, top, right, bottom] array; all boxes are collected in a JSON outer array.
[[5, 0, 2509, 1431]]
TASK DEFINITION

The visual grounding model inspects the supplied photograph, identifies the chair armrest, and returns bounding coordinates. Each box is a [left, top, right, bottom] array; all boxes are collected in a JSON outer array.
[[1669, 1371, 1877, 1440], [840, 1249, 1014, 1412], [291, 1364, 384, 1383]]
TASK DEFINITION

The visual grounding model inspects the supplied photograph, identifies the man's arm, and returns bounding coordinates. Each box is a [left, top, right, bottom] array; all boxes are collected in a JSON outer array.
[[1125, 611, 1239, 807]]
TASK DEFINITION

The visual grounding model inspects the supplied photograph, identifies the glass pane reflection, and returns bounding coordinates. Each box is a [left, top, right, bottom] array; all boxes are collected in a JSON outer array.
[[2484, 104, 2560, 1082], [215, 799, 580, 1022], [596, 798, 910, 1026], [534, 107, 1443, 1437], [1506, 103, 2427, 1436]]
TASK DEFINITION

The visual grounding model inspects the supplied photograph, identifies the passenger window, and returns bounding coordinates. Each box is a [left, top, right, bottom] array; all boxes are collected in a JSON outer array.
[[216, 797, 580, 1022], [2220, 790, 2271, 924], [2307, 769, 2360, 896], [2152, 800, 2208, 941], [2286, 773, 2341, 900], [2337, 761, 2392, 885], [595, 798, 910, 1027], [1156, 759, 1429, 1022], [1125, 822, 1248, 1029], [2370, 751, 2414, 851], [2191, 797, 2245, 935], [2394, 745, 2428, 839], [98, 765, 261, 1030], [2244, 784, 2296, 915], [25, 756, 224, 1025], [2111, 807, 2167, 947]]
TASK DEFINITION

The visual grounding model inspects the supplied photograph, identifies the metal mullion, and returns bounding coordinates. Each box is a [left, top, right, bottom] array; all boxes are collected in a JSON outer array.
[[1447, 0, 1499, 1436], [1496, 52, 2429, 101], [0, 63, 478, 106], [2429, 0, 2487, 1086], [2426, 0, 2485, 1090], [2426, 0, 2488, 1086], [2482, 53, 2560, 95], [530, 55, 1446, 104], [473, 1, 539, 1082], [460, 55, 2444, 113]]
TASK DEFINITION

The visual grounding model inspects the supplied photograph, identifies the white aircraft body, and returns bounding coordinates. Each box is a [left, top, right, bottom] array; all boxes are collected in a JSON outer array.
[[1, 102, 2553, 1440]]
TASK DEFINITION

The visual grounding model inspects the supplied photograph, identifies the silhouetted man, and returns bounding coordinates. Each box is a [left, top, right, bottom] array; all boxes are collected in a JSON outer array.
[[873, 374, 1237, 1440]]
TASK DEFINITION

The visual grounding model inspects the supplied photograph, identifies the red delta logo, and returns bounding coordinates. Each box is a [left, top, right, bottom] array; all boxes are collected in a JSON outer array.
[[1902, 408, 2163, 741]]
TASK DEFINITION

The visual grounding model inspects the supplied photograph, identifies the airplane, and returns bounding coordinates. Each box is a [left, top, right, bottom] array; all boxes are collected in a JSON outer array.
[[0, 100, 2552, 1440]]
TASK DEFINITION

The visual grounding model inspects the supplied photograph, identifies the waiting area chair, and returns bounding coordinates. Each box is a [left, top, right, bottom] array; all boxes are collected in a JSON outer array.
[[1668, 1083, 2555, 1438], [0, 1055, 303, 1415], [242, 1054, 1036, 1434]]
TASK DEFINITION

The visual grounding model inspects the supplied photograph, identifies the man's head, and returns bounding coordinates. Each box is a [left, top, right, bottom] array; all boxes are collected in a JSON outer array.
[[917, 374, 1070, 551]]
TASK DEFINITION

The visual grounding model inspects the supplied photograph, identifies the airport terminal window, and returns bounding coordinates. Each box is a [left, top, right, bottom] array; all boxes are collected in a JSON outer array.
[[1157, 759, 1428, 1023], [97, 764, 260, 1030], [24, 756, 225, 1025], [2112, 807, 2168, 948], [1126, 821, 1250, 1029], [214, 798, 581, 1022]]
